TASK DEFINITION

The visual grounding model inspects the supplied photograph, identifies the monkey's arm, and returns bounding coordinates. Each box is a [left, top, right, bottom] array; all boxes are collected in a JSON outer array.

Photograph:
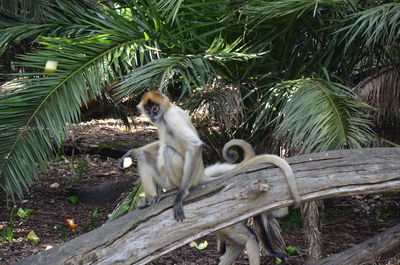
[[174, 140, 203, 221], [118, 141, 160, 170], [167, 113, 204, 221]]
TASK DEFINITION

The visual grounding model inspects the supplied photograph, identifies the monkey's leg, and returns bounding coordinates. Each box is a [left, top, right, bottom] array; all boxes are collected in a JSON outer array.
[[218, 239, 243, 265], [163, 146, 184, 188], [138, 146, 185, 209], [164, 145, 194, 221], [137, 150, 171, 208], [215, 232, 227, 254], [218, 223, 260, 265]]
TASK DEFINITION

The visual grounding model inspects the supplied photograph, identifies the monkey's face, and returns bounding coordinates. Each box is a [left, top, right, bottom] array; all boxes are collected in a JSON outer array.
[[143, 100, 161, 123]]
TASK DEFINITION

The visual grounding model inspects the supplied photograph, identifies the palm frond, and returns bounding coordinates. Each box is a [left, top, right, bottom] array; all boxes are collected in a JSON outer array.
[[242, 0, 354, 21], [243, 0, 319, 20], [107, 185, 143, 223], [115, 55, 215, 99], [0, 32, 146, 200], [155, 0, 183, 24], [336, 3, 400, 49], [274, 79, 375, 153], [247, 81, 294, 140], [0, 0, 104, 57], [0, 0, 51, 20], [205, 37, 261, 62], [115, 35, 261, 100]]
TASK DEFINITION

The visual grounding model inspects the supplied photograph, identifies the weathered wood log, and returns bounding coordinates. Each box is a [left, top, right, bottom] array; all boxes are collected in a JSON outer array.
[[64, 134, 153, 158], [313, 222, 400, 265], [15, 148, 400, 265]]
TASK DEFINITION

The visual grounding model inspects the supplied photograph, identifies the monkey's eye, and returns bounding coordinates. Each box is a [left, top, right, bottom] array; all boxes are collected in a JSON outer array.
[[152, 105, 159, 113]]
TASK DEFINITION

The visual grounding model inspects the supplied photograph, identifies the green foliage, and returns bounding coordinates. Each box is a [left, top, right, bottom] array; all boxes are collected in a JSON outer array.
[[279, 207, 303, 228], [337, 3, 400, 49], [274, 78, 375, 153], [107, 185, 143, 223], [2, 0, 397, 201], [67, 195, 79, 204], [0, 208, 14, 243], [376, 205, 400, 220], [61, 225, 67, 242], [90, 208, 98, 229], [75, 154, 89, 182], [321, 208, 338, 223], [0, 2, 141, 200]]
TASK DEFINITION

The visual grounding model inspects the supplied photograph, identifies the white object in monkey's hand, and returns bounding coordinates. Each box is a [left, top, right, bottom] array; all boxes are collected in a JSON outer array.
[[44, 60, 58, 73], [123, 157, 133, 168]]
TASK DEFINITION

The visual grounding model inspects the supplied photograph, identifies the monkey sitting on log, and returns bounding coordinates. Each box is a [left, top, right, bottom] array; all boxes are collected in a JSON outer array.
[[119, 91, 301, 264]]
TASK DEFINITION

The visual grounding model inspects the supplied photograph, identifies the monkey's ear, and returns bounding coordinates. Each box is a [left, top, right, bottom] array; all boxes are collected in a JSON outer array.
[[137, 103, 144, 113]]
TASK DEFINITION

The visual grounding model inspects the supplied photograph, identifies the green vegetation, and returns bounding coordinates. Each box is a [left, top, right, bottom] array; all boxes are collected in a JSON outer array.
[[0, 208, 14, 243], [1, 0, 399, 202]]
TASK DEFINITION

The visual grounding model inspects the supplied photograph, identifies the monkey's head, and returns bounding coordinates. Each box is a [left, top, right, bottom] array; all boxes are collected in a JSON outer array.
[[137, 91, 170, 123]]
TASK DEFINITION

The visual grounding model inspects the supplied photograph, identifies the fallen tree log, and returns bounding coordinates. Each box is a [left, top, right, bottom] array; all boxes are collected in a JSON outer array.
[[314, 222, 400, 265], [64, 134, 153, 158], [15, 147, 400, 265]]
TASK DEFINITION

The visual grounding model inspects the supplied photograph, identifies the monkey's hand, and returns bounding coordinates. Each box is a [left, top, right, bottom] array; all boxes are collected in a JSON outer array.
[[173, 189, 186, 222], [118, 150, 134, 171]]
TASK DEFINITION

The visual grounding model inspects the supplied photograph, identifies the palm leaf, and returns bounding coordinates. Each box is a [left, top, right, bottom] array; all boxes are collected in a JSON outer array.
[[0, 0, 104, 57], [107, 185, 143, 223], [274, 79, 375, 153], [0, 0, 254, 200], [336, 3, 400, 49], [0, 2, 159, 200], [115, 55, 216, 100], [116, 37, 260, 100], [155, 0, 183, 24]]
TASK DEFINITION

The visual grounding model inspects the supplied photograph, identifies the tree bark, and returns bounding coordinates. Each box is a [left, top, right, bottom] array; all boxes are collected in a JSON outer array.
[[15, 148, 400, 265]]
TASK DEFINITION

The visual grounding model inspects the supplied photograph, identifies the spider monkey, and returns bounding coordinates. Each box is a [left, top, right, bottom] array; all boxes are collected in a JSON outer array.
[[213, 139, 297, 264], [118, 91, 301, 264]]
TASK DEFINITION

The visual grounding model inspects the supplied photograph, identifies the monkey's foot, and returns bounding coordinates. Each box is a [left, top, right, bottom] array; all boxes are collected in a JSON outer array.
[[137, 195, 165, 209]]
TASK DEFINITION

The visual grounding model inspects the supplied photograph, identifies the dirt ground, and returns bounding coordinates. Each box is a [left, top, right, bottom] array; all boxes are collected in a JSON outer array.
[[0, 118, 399, 265]]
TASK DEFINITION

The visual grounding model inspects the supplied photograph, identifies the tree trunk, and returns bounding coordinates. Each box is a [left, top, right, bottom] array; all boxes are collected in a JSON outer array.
[[15, 148, 400, 265]]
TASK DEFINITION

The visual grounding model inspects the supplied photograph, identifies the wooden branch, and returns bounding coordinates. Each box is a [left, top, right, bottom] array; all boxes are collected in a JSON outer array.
[[15, 148, 400, 265], [313, 222, 400, 265]]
